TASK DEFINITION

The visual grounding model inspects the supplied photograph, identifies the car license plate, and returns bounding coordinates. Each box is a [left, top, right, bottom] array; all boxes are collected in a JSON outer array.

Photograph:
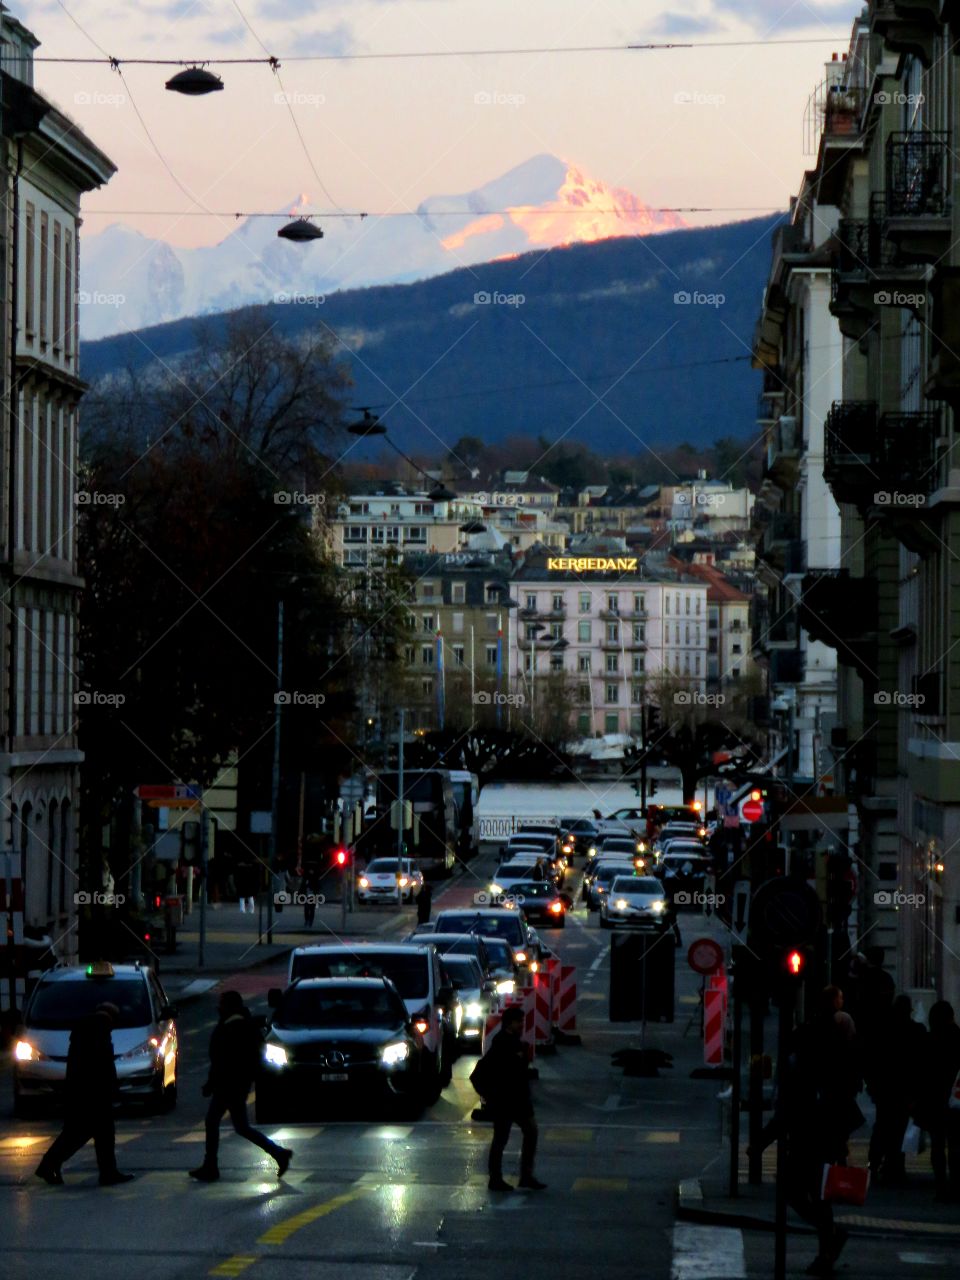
[[321, 1072, 349, 1082]]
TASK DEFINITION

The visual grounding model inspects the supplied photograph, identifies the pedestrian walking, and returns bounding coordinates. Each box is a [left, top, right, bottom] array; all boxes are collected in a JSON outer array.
[[302, 867, 319, 927], [416, 881, 433, 925], [918, 1000, 960, 1201], [469, 1005, 546, 1192], [867, 994, 926, 1185], [189, 990, 292, 1183], [236, 859, 257, 914], [35, 1003, 134, 1187]]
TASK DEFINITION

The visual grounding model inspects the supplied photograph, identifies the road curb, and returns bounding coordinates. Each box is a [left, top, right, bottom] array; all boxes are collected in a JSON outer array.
[[675, 1177, 960, 1240]]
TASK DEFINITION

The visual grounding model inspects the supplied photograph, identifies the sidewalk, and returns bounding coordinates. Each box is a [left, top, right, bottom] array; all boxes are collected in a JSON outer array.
[[678, 1133, 960, 1241]]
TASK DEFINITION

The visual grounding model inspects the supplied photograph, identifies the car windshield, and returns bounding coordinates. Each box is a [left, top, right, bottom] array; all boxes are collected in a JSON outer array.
[[429, 937, 481, 959], [27, 978, 152, 1030], [598, 867, 633, 885], [365, 860, 412, 874], [436, 914, 524, 945], [440, 956, 484, 988], [290, 952, 429, 1000], [614, 877, 662, 893], [509, 835, 554, 849], [602, 841, 635, 851], [498, 862, 541, 876], [277, 985, 403, 1028], [480, 937, 513, 969], [513, 882, 555, 898]]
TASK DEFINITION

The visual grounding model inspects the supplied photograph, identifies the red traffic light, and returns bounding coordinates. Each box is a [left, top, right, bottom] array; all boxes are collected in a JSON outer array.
[[785, 949, 805, 977], [334, 849, 348, 867]]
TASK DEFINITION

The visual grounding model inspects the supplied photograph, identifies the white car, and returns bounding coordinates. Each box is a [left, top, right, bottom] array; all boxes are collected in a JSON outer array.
[[600, 875, 671, 930], [490, 858, 550, 896], [357, 857, 424, 904]]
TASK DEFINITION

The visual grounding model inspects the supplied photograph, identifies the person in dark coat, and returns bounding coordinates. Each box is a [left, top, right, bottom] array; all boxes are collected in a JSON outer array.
[[35, 1003, 134, 1186], [189, 990, 292, 1182], [867, 994, 927, 1185], [470, 1005, 545, 1192], [921, 1000, 960, 1201], [415, 881, 433, 924]]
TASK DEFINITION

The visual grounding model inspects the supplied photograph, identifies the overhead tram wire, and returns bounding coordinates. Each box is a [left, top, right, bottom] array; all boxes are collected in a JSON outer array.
[[23, 34, 851, 68], [82, 205, 786, 219]]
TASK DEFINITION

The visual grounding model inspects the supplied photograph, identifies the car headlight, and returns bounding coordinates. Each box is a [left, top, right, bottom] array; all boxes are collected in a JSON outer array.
[[562, 844, 573, 854], [264, 1043, 288, 1068], [496, 979, 515, 995], [514, 951, 527, 963], [14, 1040, 39, 1062], [399, 877, 408, 887], [359, 877, 369, 888], [588, 846, 597, 857], [650, 900, 666, 914], [614, 898, 628, 910], [120, 1037, 162, 1059], [490, 883, 504, 895], [465, 1002, 484, 1019], [380, 1041, 410, 1067]]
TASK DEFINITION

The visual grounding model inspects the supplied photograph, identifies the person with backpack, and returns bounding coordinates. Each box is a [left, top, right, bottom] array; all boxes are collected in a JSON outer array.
[[470, 1005, 546, 1192], [189, 990, 292, 1182]]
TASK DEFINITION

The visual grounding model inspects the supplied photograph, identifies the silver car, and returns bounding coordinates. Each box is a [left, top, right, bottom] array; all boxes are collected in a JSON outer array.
[[600, 875, 670, 930], [13, 961, 179, 1115]]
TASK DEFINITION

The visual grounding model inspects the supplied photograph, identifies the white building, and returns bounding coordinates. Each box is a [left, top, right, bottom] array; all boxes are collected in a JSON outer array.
[[508, 553, 708, 737]]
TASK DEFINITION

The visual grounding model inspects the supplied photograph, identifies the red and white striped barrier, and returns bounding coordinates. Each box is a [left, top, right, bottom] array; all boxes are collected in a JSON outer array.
[[704, 969, 727, 1066], [543, 957, 561, 1025], [481, 990, 534, 1060], [530, 974, 553, 1049], [556, 964, 578, 1033]]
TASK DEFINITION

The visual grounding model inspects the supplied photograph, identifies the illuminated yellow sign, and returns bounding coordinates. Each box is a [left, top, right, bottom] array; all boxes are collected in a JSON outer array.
[[546, 557, 639, 572]]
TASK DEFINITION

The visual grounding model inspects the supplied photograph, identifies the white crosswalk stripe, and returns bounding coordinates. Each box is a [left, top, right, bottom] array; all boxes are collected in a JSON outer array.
[[671, 1223, 746, 1279]]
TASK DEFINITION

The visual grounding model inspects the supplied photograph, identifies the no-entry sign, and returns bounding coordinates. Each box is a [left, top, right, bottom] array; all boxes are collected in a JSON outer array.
[[687, 937, 724, 976], [741, 798, 764, 823]]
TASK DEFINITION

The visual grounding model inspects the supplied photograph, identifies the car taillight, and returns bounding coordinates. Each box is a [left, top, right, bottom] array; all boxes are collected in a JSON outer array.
[[549, 901, 563, 914], [414, 1018, 429, 1034]]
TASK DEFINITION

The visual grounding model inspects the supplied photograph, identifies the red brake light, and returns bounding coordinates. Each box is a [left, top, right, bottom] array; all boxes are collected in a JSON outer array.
[[549, 901, 563, 914], [414, 1018, 429, 1034]]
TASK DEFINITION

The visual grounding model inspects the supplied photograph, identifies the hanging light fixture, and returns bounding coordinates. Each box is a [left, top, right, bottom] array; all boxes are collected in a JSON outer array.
[[428, 482, 457, 503], [277, 217, 324, 243], [347, 409, 387, 438], [165, 66, 225, 96]]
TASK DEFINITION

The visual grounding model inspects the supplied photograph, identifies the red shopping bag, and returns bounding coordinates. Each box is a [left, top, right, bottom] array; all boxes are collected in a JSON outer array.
[[821, 1164, 870, 1205]]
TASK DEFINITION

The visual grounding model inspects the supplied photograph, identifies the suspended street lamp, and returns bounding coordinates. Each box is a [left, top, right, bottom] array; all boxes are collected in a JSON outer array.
[[348, 408, 387, 438], [277, 217, 324, 242], [165, 66, 225, 96], [427, 482, 458, 503]]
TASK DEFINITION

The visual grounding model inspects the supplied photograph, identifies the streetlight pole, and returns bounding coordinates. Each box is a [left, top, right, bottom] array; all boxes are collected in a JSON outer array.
[[267, 599, 284, 945]]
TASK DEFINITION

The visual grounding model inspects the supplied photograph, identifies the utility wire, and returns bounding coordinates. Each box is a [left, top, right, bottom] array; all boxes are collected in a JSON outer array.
[[82, 205, 784, 219]]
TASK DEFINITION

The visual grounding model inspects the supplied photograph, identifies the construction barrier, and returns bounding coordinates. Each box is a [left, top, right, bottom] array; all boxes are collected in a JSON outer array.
[[530, 974, 553, 1050], [481, 989, 535, 1061], [556, 964, 578, 1033], [543, 957, 561, 1026], [704, 970, 727, 1066]]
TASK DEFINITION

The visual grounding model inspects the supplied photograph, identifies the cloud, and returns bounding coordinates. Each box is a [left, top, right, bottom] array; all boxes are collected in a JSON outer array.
[[644, 13, 726, 37], [710, 0, 855, 31]]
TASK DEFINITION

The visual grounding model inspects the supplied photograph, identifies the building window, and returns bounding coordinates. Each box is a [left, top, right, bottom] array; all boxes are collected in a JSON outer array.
[[696, 626, 701, 644], [423, 615, 435, 632], [421, 679, 433, 697], [349, 502, 370, 515], [732, 643, 742, 655], [526, 593, 538, 611], [630, 713, 643, 734], [524, 654, 533, 673], [607, 594, 619, 614], [345, 526, 367, 541], [632, 655, 645, 675], [578, 712, 591, 735], [485, 644, 497, 665], [631, 684, 644, 704], [452, 612, 464, 633], [550, 655, 563, 672], [404, 646, 415, 664], [606, 622, 619, 644], [696, 597, 702, 615], [578, 653, 591, 673], [685, 624, 691, 645], [633, 594, 646, 614], [452, 582, 466, 604], [578, 620, 591, 643], [389, 503, 400, 515], [52, 222, 62, 350], [24, 204, 35, 335], [421, 582, 436, 598], [633, 623, 645, 644], [370, 526, 385, 544], [552, 593, 564, 612], [579, 592, 591, 614], [665, 595, 670, 614], [386, 526, 400, 542], [485, 585, 500, 604], [486, 613, 498, 633], [605, 683, 619, 704], [578, 685, 591, 705], [405, 526, 427, 543], [731, 668, 741, 679], [453, 645, 465, 666], [64, 230, 74, 359], [685, 595, 691, 615], [549, 622, 563, 640], [695, 656, 701, 675], [708, 637, 718, 654], [39, 211, 49, 344], [605, 712, 620, 734], [684, 655, 690, 675], [606, 654, 619, 674], [422, 646, 434, 665], [525, 624, 539, 640]]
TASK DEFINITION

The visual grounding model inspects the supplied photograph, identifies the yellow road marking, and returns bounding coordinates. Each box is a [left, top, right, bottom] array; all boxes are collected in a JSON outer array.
[[572, 1177, 629, 1192], [543, 1127, 594, 1143], [643, 1131, 680, 1144], [258, 1188, 366, 1244], [174, 1131, 208, 1143], [209, 1255, 258, 1276], [0, 1136, 46, 1149]]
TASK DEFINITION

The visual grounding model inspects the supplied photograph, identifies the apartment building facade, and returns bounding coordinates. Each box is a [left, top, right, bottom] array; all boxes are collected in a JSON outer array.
[[508, 554, 708, 738], [0, 13, 115, 975]]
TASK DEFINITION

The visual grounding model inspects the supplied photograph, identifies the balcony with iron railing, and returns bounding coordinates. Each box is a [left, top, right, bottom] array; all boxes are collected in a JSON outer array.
[[872, 2, 945, 66], [830, 199, 930, 338], [883, 132, 952, 261], [519, 606, 567, 621], [798, 570, 879, 682], [824, 401, 943, 527]]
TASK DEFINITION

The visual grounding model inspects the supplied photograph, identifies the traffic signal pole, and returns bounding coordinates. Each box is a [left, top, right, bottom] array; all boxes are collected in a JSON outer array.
[[774, 978, 796, 1280]]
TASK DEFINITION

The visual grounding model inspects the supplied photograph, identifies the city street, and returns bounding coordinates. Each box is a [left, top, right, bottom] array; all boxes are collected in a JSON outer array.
[[5, 853, 960, 1279]]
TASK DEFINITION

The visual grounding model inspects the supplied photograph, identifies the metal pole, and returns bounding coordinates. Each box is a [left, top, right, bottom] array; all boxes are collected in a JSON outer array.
[[773, 985, 794, 1280], [267, 599, 284, 945], [396, 708, 404, 860], [197, 804, 208, 968], [729, 987, 743, 1198], [748, 993, 764, 1184]]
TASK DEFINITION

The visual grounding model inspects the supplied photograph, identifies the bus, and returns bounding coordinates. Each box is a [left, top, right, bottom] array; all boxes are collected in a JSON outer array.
[[357, 768, 479, 879]]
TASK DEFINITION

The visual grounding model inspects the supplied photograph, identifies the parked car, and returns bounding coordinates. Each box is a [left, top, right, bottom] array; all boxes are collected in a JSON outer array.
[[256, 977, 425, 1119], [13, 960, 179, 1116], [600, 876, 671, 931], [288, 943, 452, 1098], [357, 857, 424, 904]]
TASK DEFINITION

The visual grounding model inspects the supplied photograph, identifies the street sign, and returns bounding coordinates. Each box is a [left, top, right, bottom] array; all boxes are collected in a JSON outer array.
[[147, 797, 200, 810], [741, 798, 764, 823], [687, 937, 725, 976], [136, 784, 201, 801], [733, 880, 751, 933]]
